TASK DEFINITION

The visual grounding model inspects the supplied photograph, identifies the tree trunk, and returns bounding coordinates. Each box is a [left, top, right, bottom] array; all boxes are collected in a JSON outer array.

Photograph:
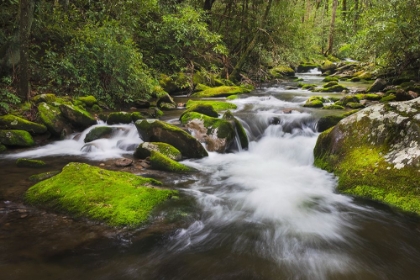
[[325, 0, 338, 55], [230, 0, 273, 81], [203, 0, 216, 11], [19, 0, 35, 101]]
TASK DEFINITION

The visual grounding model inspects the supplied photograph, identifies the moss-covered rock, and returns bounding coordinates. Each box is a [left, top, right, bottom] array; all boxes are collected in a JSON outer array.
[[323, 104, 345, 110], [148, 151, 191, 172], [298, 83, 317, 90], [0, 114, 47, 134], [269, 65, 295, 78], [367, 78, 387, 92], [186, 100, 237, 112], [320, 60, 337, 73], [25, 162, 177, 227], [226, 95, 238, 100], [180, 104, 218, 120], [32, 93, 57, 104], [0, 130, 35, 147], [303, 96, 325, 108], [37, 102, 68, 136], [134, 142, 182, 161], [157, 93, 176, 110], [322, 76, 339, 82], [28, 171, 60, 182], [84, 126, 114, 143], [316, 84, 347, 92], [107, 112, 132, 125], [317, 115, 345, 132], [135, 119, 208, 159], [59, 104, 97, 129], [191, 85, 252, 98], [131, 112, 145, 122], [355, 93, 382, 101], [380, 94, 397, 102], [16, 158, 46, 168], [297, 63, 319, 73], [222, 110, 249, 150], [142, 107, 164, 118], [77, 95, 98, 107], [346, 102, 364, 109], [314, 98, 420, 215]]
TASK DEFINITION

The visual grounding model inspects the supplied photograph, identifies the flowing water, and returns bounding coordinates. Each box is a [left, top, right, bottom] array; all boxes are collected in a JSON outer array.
[[1, 72, 420, 280]]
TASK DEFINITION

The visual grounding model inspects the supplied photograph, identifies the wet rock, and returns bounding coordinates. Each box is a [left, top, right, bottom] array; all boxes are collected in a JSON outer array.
[[148, 151, 192, 173], [223, 111, 249, 150], [0, 130, 35, 147], [131, 112, 145, 122], [317, 115, 345, 132], [367, 78, 387, 92], [191, 85, 253, 98], [16, 158, 46, 168], [269, 65, 295, 78], [29, 171, 60, 182], [115, 158, 133, 167], [0, 114, 47, 134], [37, 102, 69, 137], [59, 104, 97, 129], [297, 63, 319, 73], [314, 97, 420, 215], [269, 117, 281, 125], [135, 119, 208, 159], [134, 142, 182, 161], [303, 96, 325, 108], [186, 100, 237, 112], [180, 104, 218, 120], [84, 126, 114, 142], [106, 112, 132, 125]]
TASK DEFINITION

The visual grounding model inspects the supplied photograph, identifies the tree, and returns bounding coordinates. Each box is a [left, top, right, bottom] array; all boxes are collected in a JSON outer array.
[[19, 0, 35, 101]]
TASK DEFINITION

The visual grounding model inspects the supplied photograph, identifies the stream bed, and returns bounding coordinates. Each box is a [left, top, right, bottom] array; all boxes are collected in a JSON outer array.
[[1, 72, 420, 280]]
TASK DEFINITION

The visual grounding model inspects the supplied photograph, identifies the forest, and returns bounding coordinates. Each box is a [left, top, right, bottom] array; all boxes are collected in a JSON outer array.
[[1, 0, 419, 111]]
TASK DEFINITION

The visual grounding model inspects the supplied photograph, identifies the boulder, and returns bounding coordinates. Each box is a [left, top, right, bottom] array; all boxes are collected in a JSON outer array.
[[180, 104, 218, 120], [269, 65, 295, 78], [0, 130, 35, 147], [59, 104, 97, 129], [134, 142, 182, 161], [131, 112, 145, 122], [297, 63, 319, 73], [223, 111, 249, 150], [303, 96, 325, 108], [367, 78, 387, 92], [135, 119, 208, 159], [186, 100, 237, 112], [32, 93, 57, 104], [84, 126, 114, 143], [314, 98, 420, 214], [0, 114, 47, 134], [107, 112, 132, 124], [76, 95, 97, 107], [37, 102, 69, 136], [317, 115, 345, 132], [148, 151, 191, 172], [191, 85, 252, 98], [25, 162, 177, 226]]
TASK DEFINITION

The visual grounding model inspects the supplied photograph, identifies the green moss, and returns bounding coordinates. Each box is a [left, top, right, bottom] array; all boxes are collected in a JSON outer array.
[[0, 114, 47, 134], [180, 112, 234, 139], [380, 94, 396, 102], [223, 110, 249, 150], [25, 162, 177, 227], [346, 102, 364, 109], [84, 126, 114, 143], [303, 96, 325, 108], [186, 100, 237, 112], [322, 76, 339, 82], [194, 83, 210, 92], [323, 104, 345, 110], [59, 104, 97, 129], [226, 95, 238, 100], [298, 83, 317, 90], [180, 104, 218, 120], [16, 158, 47, 168], [134, 142, 182, 161], [131, 112, 144, 122], [149, 151, 191, 172], [191, 86, 252, 98], [323, 81, 338, 88], [269, 65, 295, 78], [77, 95, 98, 107], [0, 129, 35, 147], [37, 102, 66, 136], [32, 93, 57, 104]]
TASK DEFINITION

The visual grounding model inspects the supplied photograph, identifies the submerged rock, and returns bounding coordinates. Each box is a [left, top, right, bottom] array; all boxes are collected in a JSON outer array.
[[314, 98, 420, 215], [135, 119, 208, 159], [16, 158, 47, 168], [25, 162, 177, 227], [28, 171, 60, 182]]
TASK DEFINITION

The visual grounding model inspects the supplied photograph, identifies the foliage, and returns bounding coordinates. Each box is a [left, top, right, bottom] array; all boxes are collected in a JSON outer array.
[[0, 76, 21, 113]]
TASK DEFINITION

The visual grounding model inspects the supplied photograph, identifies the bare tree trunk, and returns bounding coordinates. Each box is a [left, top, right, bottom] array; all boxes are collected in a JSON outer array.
[[19, 0, 34, 101], [325, 0, 338, 55]]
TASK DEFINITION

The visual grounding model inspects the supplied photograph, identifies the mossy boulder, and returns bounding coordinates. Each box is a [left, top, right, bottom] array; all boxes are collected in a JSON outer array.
[[322, 76, 339, 82], [320, 60, 337, 74], [297, 63, 319, 73], [336, 95, 360, 106], [25, 162, 177, 227], [222, 110, 249, 150], [135, 119, 208, 159], [134, 142, 182, 161], [84, 126, 114, 143], [186, 100, 237, 112], [314, 98, 420, 215], [0, 114, 47, 134], [16, 158, 47, 168], [142, 107, 164, 118], [317, 115, 345, 132], [380, 94, 397, 102], [323, 81, 338, 88], [148, 151, 191, 173], [367, 78, 387, 92], [77, 96, 98, 107], [0, 130, 35, 147], [180, 104, 218, 120], [107, 112, 132, 125], [298, 83, 317, 90], [323, 104, 345, 110], [355, 93, 382, 101], [303, 96, 325, 108], [131, 112, 145, 122], [316, 84, 347, 92], [346, 102, 364, 109], [269, 65, 295, 78], [59, 104, 97, 129], [37, 102, 68, 136], [191, 86, 252, 98], [32, 93, 57, 104]]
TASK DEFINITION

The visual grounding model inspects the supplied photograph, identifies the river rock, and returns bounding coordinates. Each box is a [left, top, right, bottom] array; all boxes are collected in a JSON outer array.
[[37, 102, 69, 137], [76, 96, 98, 107], [157, 93, 177, 110], [367, 78, 387, 92], [16, 158, 47, 168], [314, 97, 420, 215], [180, 104, 218, 120], [0, 130, 35, 147], [84, 126, 114, 143], [59, 104, 97, 129], [147, 151, 191, 172], [0, 114, 47, 134], [134, 142, 182, 161], [115, 158, 133, 167], [32, 93, 57, 104], [107, 112, 132, 124], [191, 85, 252, 98], [223, 111, 249, 150], [186, 100, 237, 112], [135, 119, 208, 159]]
